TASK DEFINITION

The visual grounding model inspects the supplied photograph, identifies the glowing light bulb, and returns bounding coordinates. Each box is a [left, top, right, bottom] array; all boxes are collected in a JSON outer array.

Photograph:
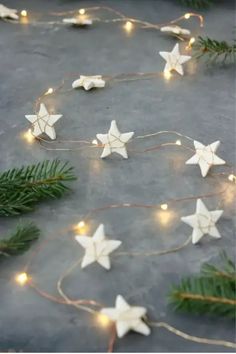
[[189, 37, 195, 45], [161, 204, 168, 210], [175, 139, 182, 146], [23, 129, 35, 144], [184, 13, 191, 19], [97, 313, 110, 327], [92, 139, 98, 145], [228, 174, 236, 183], [21, 10, 27, 17], [45, 87, 54, 95], [15, 272, 28, 286], [164, 70, 172, 80], [73, 220, 88, 234], [79, 9, 85, 15], [78, 221, 85, 228], [124, 21, 133, 32]]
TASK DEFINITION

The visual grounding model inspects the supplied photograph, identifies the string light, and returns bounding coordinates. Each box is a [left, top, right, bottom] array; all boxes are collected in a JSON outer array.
[[164, 70, 172, 80], [186, 37, 196, 50], [21, 10, 27, 17], [175, 139, 182, 146], [124, 21, 133, 32], [23, 129, 35, 144], [73, 220, 88, 234], [15, 272, 29, 286], [97, 313, 111, 327], [228, 174, 236, 183], [44, 87, 54, 95], [161, 204, 168, 210], [184, 13, 191, 19], [79, 9, 85, 15]]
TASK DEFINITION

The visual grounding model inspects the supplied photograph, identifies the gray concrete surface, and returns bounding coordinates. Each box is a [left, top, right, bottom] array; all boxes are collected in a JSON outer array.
[[0, 0, 235, 352]]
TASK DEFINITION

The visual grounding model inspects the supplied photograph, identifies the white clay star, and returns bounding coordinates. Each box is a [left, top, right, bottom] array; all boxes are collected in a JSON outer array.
[[160, 25, 191, 36], [159, 43, 191, 75], [101, 295, 150, 338], [72, 75, 105, 91], [0, 3, 18, 20], [186, 140, 225, 177], [96, 120, 134, 159], [75, 224, 121, 270], [63, 17, 93, 26], [181, 199, 223, 244], [25, 103, 62, 140]]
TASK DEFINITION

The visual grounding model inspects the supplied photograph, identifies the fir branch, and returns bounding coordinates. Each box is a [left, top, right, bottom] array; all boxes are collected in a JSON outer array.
[[0, 159, 76, 216], [0, 223, 40, 258], [193, 36, 236, 64], [178, 0, 215, 9], [169, 253, 236, 318]]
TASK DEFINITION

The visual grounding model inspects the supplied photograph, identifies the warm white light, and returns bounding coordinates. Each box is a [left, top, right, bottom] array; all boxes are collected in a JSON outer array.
[[15, 272, 28, 286], [78, 221, 85, 228], [21, 10, 27, 17], [189, 37, 195, 45], [23, 129, 35, 144], [161, 203, 168, 210], [184, 13, 191, 19], [228, 174, 236, 183], [164, 70, 172, 80], [45, 87, 54, 95], [124, 21, 133, 32], [92, 139, 98, 145], [97, 313, 110, 327], [176, 139, 182, 146], [73, 220, 88, 234], [79, 8, 85, 15]]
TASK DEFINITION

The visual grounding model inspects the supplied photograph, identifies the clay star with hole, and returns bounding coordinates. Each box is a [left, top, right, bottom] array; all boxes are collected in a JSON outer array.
[[75, 224, 121, 270], [160, 25, 191, 36], [96, 120, 134, 159], [25, 103, 62, 140], [72, 75, 105, 91], [186, 140, 225, 177], [101, 295, 150, 338], [63, 17, 93, 26], [0, 3, 18, 20], [159, 43, 191, 75], [181, 199, 223, 244]]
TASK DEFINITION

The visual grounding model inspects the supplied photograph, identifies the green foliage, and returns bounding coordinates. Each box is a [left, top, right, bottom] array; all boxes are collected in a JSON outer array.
[[0, 223, 40, 258], [178, 0, 215, 8], [193, 36, 236, 64], [169, 252, 236, 318], [0, 159, 76, 216]]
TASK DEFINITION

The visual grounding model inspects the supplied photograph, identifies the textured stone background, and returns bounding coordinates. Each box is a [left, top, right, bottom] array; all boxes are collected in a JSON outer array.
[[0, 0, 235, 352]]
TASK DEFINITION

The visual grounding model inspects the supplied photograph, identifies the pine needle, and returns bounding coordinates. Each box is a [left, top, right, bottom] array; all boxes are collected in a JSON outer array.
[[0, 223, 40, 258]]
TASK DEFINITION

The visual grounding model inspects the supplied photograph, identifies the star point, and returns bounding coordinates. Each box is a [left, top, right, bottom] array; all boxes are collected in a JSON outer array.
[[0, 3, 19, 20], [159, 43, 191, 76], [101, 295, 150, 338], [96, 120, 134, 159], [181, 199, 223, 244], [75, 224, 122, 270], [25, 103, 62, 140], [186, 140, 225, 177]]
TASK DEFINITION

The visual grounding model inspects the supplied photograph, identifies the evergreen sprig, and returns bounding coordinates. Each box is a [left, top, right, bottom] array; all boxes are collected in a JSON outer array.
[[0, 223, 40, 258], [193, 36, 236, 64], [0, 159, 76, 216], [178, 0, 215, 9], [169, 252, 236, 318]]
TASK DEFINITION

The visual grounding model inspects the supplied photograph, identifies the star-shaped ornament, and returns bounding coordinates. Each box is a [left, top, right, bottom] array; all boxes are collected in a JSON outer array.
[[181, 199, 223, 244], [96, 120, 134, 159], [72, 75, 105, 91], [0, 3, 18, 20], [159, 43, 191, 76], [63, 17, 93, 26], [186, 140, 225, 177], [25, 103, 62, 140], [75, 224, 121, 270], [101, 295, 150, 338], [160, 25, 191, 36]]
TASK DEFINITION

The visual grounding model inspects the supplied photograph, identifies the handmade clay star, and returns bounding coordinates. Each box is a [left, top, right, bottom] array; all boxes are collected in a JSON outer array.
[[160, 25, 190, 36], [96, 120, 134, 159], [101, 295, 150, 338], [0, 3, 18, 20], [75, 224, 121, 270], [72, 75, 105, 91], [159, 43, 191, 75], [63, 17, 93, 26], [181, 199, 223, 244], [25, 103, 62, 140], [186, 140, 225, 177]]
